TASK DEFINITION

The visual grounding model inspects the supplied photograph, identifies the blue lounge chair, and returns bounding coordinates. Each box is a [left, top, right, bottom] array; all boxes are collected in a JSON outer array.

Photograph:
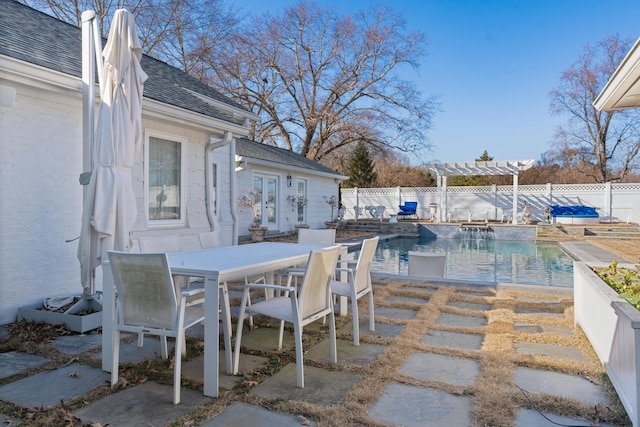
[[397, 201, 418, 219]]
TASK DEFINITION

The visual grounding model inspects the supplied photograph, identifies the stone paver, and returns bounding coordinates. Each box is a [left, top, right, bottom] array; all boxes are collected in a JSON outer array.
[[0, 351, 50, 379], [338, 320, 404, 339], [387, 295, 430, 305], [204, 402, 317, 426], [448, 301, 493, 311], [51, 333, 102, 354], [513, 367, 608, 406], [308, 339, 384, 366], [514, 323, 573, 335], [400, 352, 479, 385], [250, 363, 359, 406], [421, 330, 484, 350], [182, 351, 268, 389], [368, 383, 472, 427], [515, 342, 587, 361], [435, 313, 487, 328], [0, 363, 109, 407], [374, 306, 418, 320], [74, 381, 208, 427]]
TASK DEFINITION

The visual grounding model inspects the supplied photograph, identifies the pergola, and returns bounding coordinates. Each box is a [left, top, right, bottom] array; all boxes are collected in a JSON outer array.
[[424, 160, 535, 224]]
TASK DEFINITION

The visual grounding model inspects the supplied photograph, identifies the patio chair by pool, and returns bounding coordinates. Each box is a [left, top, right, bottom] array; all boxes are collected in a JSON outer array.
[[516, 204, 532, 224], [408, 251, 446, 279], [331, 236, 379, 346], [397, 201, 418, 220], [108, 251, 205, 404], [233, 245, 341, 387]]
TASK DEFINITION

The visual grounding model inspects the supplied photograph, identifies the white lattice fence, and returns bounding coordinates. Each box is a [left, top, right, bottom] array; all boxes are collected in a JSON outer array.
[[341, 183, 640, 223]]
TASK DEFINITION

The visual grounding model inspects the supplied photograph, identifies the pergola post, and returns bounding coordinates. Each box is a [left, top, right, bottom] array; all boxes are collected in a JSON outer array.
[[512, 173, 519, 224]]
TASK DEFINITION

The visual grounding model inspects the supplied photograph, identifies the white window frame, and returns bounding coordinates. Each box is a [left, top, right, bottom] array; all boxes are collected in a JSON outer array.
[[144, 130, 187, 226], [296, 177, 308, 224]]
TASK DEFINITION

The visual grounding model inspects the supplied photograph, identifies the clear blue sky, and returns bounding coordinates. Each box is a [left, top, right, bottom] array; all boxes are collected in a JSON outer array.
[[233, 0, 640, 164]]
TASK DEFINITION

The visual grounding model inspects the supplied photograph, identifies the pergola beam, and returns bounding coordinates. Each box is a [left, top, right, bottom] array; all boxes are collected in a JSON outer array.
[[424, 160, 535, 224]]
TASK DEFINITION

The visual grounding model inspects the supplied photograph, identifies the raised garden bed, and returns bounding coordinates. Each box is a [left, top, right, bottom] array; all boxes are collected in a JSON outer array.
[[574, 261, 640, 426]]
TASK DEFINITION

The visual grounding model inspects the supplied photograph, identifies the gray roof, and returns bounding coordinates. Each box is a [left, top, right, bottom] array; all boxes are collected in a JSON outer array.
[[0, 0, 250, 126], [236, 139, 345, 178]]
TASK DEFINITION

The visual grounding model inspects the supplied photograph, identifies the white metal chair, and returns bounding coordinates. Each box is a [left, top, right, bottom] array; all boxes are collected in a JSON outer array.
[[108, 251, 204, 404], [331, 236, 379, 346], [233, 245, 342, 387], [278, 228, 336, 285], [408, 251, 446, 279]]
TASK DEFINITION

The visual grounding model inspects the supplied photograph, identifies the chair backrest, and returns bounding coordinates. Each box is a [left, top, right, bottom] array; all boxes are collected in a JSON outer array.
[[407, 251, 446, 278], [138, 235, 181, 253], [353, 236, 379, 292], [297, 228, 336, 245], [298, 245, 342, 319], [198, 231, 221, 249], [108, 251, 178, 330], [400, 201, 417, 212]]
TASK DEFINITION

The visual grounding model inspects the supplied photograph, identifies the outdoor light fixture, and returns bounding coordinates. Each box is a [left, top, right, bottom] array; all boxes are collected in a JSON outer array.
[[287, 174, 293, 187]]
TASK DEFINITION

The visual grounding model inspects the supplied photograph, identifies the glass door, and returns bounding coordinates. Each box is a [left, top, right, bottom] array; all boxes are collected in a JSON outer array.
[[252, 174, 278, 228]]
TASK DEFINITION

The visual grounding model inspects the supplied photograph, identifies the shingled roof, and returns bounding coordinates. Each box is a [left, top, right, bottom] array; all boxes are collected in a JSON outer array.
[[236, 139, 346, 179], [0, 0, 252, 126]]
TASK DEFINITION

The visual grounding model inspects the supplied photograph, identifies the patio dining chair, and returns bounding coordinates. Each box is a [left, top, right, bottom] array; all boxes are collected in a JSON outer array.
[[233, 245, 342, 387], [331, 236, 379, 346], [278, 228, 336, 286], [108, 251, 204, 404], [408, 251, 446, 279]]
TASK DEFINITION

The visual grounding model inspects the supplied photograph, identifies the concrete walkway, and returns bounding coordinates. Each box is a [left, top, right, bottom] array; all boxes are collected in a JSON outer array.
[[0, 243, 631, 426]]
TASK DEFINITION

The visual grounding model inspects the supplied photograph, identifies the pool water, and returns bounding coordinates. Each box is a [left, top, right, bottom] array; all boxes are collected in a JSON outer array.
[[351, 237, 574, 287]]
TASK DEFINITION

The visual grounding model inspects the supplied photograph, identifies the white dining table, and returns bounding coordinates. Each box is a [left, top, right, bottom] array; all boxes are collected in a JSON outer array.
[[101, 241, 335, 398]]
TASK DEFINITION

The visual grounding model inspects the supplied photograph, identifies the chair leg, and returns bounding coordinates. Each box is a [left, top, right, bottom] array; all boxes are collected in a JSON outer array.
[[111, 329, 121, 387], [220, 284, 233, 374], [351, 294, 360, 346], [232, 290, 251, 375], [293, 319, 304, 388], [160, 336, 168, 359], [278, 320, 285, 351], [173, 333, 183, 405], [329, 309, 337, 364], [367, 290, 375, 333]]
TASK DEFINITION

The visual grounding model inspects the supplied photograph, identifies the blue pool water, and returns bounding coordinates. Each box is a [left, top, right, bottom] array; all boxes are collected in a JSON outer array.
[[351, 237, 574, 287]]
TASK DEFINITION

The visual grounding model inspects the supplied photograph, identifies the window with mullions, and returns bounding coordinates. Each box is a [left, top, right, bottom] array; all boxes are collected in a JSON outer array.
[[148, 135, 183, 222]]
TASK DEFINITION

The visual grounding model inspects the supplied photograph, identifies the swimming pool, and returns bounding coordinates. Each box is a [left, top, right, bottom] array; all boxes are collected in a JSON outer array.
[[350, 237, 574, 287]]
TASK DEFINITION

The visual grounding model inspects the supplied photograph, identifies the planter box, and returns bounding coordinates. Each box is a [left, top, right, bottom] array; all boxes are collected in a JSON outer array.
[[18, 302, 102, 334], [574, 261, 640, 426]]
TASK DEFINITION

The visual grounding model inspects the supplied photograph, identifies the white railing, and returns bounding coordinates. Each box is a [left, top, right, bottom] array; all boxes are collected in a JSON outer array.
[[341, 183, 640, 224]]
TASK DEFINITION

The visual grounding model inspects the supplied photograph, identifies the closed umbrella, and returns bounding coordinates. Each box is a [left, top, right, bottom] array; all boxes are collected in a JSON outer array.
[[77, 9, 147, 306]]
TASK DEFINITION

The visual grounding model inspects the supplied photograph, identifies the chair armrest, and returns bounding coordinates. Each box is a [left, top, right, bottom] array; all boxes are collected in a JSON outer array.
[[181, 288, 205, 297], [244, 283, 297, 293]]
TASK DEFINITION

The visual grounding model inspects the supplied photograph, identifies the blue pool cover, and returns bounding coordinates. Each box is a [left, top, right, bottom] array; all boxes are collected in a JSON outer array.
[[551, 205, 599, 217]]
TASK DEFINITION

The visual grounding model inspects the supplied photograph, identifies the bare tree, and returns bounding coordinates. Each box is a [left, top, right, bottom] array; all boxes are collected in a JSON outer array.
[[21, 0, 239, 74], [549, 34, 640, 182], [208, 1, 437, 161]]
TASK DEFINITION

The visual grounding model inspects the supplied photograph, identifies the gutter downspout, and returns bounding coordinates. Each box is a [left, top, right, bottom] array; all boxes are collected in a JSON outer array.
[[205, 131, 233, 238], [230, 137, 239, 245]]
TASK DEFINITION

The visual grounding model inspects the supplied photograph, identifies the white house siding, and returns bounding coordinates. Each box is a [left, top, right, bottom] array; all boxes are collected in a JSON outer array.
[[0, 75, 246, 326], [129, 120, 235, 249], [0, 79, 84, 325], [236, 163, 339, 236]]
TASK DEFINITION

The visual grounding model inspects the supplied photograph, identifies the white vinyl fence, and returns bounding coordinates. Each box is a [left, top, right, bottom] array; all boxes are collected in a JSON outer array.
[[341, 183, 640, 224]]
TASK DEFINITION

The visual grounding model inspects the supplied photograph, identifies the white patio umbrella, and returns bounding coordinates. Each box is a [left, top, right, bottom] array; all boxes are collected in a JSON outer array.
[[77, 9, 147, 309]]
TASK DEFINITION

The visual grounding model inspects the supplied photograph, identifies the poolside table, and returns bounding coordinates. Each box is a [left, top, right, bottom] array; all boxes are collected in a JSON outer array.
[[101, 242, 337, 398]]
